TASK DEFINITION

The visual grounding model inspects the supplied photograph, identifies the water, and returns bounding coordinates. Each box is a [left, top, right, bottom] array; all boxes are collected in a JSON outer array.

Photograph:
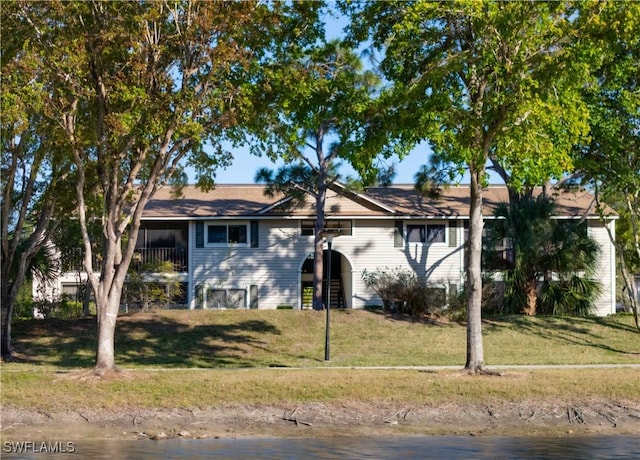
[[3, 436, 639, 459]]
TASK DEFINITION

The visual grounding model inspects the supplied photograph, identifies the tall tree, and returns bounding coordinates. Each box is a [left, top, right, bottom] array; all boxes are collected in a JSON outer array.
[[253, 39, 398, 311], [572, 2, 640, 330], [343, 1, 593, 372], [10, 0, 314, 374], [1, 2, 75, 360]]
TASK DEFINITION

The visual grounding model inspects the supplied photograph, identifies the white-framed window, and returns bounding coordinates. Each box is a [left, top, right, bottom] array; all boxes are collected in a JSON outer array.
[[206, 223, 248, 246], [406, 223, 447, 244]]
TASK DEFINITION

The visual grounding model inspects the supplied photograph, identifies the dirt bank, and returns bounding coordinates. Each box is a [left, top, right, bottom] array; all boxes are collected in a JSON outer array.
[[2, 399, 639, 441]]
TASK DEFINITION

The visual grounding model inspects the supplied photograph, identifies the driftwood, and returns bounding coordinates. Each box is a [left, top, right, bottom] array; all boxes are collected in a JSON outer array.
[[384, 407, 411, 423], [282, 407, 313, 427], [567, 406, 586, 424]]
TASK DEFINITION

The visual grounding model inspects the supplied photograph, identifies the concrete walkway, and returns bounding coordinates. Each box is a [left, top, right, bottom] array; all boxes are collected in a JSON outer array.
[[122, 363, 640, 372]]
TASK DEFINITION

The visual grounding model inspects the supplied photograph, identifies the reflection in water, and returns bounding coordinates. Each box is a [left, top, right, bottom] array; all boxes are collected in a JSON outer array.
[[3, 436, 639, 459]]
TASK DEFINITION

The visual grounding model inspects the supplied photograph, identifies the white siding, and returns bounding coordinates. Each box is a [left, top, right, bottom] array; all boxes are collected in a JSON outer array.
[[189, 218, 466, 310], [190, 220, 309, 310], [333, 220, 464, 309], [588, 219, 617, 316], [188, 217, 616, 315]]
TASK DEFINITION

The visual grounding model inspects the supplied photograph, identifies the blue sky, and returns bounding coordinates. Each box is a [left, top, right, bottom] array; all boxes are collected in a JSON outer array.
[[212, 145, 433, 185], [205, 5, 495, 186], [211, 6, 436, 185]]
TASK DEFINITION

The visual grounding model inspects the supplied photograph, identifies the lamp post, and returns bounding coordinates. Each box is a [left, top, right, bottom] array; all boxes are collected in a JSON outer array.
[[321, 230, 340, 362]]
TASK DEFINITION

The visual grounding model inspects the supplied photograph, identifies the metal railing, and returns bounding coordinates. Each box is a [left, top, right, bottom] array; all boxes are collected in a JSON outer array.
[[61, 247, 188, 273], [131, 247, 188, 272]]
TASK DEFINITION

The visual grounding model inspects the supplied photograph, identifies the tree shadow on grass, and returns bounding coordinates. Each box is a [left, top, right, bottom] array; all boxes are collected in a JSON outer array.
[[363, 307, 455, 327], [482, 315, 640, 356], [11, 315, 283, 368]]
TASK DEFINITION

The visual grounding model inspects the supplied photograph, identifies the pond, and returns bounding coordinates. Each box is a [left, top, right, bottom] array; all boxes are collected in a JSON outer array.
[[3, 435, 639, 459]]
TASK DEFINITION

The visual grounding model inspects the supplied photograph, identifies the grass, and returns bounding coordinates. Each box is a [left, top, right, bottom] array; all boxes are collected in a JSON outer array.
[[4, 309, 639, 369], [2, 310, 639, 410], [2, 368, 638, 411]]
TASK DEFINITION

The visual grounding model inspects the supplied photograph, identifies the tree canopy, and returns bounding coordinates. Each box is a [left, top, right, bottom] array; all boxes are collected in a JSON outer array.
[[1, 0, 77, 360], [4, 0, 320, 372], [572, 2, 640, 329], [342, 1, 597, 372], [252, 37, 396, 310]]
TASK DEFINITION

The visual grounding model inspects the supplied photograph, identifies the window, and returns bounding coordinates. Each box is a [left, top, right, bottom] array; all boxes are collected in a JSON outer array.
[[205, 288, 246, 309], [207, 224, 247, 245], [406, 223, 446, 244], [482, 221, 514, 271], [301, 219, 352, 236]]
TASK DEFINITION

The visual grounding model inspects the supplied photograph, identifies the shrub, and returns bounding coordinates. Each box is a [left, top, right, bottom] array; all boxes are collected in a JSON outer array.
[[361, 267, 448, 317]]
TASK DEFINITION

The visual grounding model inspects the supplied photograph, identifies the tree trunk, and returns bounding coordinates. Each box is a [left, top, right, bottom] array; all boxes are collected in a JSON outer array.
[[312, 184, 328, 311], [522, 279, 538, 316], [465, 165, 485, 373], [94, 289, 121, 374], [1, 252, 34, 361], [82, 281, 92, 316], [1, 289, 14, 361]]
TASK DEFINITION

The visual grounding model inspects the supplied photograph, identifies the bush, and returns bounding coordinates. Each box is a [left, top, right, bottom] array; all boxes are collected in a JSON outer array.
[[361, 267, 448, 317], [123, 260, 184, 311]]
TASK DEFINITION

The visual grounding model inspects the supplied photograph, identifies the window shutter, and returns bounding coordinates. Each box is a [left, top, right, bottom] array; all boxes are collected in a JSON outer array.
[[250, 285, 259, 309], [394, 221, 404, 247], [448, 221, 457, 247], [195, 283, 204, 309], [250, 221, 259, 248], [196, 222, 204, 248]]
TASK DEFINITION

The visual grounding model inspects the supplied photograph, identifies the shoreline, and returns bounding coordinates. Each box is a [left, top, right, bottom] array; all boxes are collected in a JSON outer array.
[[3, 399, 639, 442]]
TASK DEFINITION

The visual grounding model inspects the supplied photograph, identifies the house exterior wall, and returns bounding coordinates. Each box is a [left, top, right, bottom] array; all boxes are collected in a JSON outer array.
[[187, 216, 616, 315], [190, 219, 308, 310], [37, 187, 618, 318], [188, 218, 467, 310], [588, 219, 617, 316]]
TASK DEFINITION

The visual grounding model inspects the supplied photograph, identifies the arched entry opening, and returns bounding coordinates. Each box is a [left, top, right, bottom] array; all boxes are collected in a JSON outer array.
[[300, 250, 352, 309]]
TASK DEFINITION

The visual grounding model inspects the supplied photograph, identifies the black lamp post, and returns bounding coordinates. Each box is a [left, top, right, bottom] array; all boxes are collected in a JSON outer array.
[[322, 230, 340, 362]]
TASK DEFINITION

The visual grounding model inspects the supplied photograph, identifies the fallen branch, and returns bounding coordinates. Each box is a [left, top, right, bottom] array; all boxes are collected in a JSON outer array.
[[567, 406, 585, 424], [282, 408, 313, 427], [384, 407, 412, 423]]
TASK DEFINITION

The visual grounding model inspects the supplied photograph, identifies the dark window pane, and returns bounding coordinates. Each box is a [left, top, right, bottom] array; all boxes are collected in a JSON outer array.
[[426, 224, 446, 243], [407, 225, 425, 243], [301, 220, 315, 235], [207, 226, 227, 244], [147, 229, 177, 248], [326, 220, 352, 236], [229, 225, 247, 244]]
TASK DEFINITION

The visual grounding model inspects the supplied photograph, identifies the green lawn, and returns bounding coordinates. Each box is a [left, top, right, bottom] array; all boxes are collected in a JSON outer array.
[[5, 309, 639, 369], [2, 310, 638, 412]]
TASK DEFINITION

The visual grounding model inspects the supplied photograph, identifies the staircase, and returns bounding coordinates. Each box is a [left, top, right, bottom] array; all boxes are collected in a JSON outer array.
[[323, 278, 345, 309]]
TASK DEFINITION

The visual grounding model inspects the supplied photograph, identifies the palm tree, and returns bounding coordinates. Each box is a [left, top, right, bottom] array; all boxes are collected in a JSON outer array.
[[484, 194, 602, 316]]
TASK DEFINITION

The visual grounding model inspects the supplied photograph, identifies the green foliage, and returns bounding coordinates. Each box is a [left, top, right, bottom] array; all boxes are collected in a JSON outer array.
[[361, 267, 447, 317], [484, 195, 602, 316], [248, 38, 399, 185], [124, 261, 184, 311], [539, 276, 602, 317], [571, 3, 640, 327], [343, 1, 592, 187]]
